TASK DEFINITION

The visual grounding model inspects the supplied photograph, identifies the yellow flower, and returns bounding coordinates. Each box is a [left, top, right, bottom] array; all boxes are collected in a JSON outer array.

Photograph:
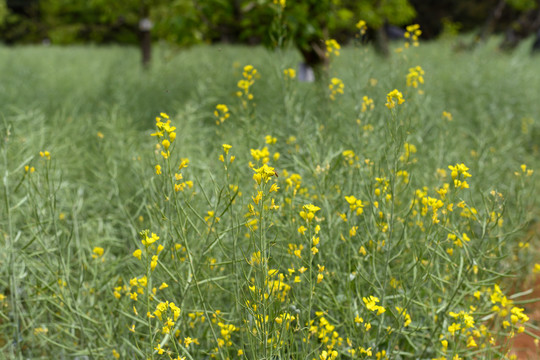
[[385, 89, 405, 109], [222, 144, 232, 154], [363, 295, 385, 315], [404, 24, 421, 47], [159, 282, 168, 290], [154, 344, 165, 355], [39, 151, 51, 160], [252, 164, 276, 184], [24, 165, 35, 174], [406, 66, 425, 88], [356, 20, 367, 35], [448, 322, 461, 335], [133, 249, 142, 260], [265, 135, 277, 144], [442, 111, 453, 121], [155, 164, 162, 175], [91, 247, 104, 259], [302, 204, 320, 216], [151, 255, 158, 271], [214, 104, 230, 125], [283, 68, 296, 79], [141, 232, 159, 246], [329, 77, 344, 100], [162, 139, 170, 150], [184, 337, 199, 348], [361, 96, 374, 112]]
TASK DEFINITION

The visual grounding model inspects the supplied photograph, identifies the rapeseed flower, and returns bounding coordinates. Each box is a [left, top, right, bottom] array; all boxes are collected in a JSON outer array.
[[385, 89, 405, 109], [283, 68, 296, 79], [356, 20, 367, 35], [39, 151, 51, 160], [406, 66, 425, 88], [214, 104, 230, 125], [325, 39, 341, 57], [329, 77, 344, 100], [404, 24, 421, 47]]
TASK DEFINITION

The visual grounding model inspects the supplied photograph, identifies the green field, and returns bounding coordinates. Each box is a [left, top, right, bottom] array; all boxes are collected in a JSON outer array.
[[1, 38, 539, 359]]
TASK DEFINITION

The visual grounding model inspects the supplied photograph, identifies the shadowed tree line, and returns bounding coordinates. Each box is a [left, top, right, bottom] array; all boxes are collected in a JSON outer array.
[[2, 0, 540, 69]]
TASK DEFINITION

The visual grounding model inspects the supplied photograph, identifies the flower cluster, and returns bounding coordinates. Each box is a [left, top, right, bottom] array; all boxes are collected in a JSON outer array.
[[406, 66, 425, 89], [361, 95, 374, 112], [214, 104, 230, 125], [342, 150, 359, 166], [329, 77, 344, 100], [237, 64, 258, 107], [219, 143, 235, 164], [363, 295, 386, 315], [151, 112, 177, 160], [514, 164, 534, 177], [404, 24, 421, 47], [309, 313, 343, 354], [345, 195, 364, 216], [252, 164, 277, 185], [299, 203, 320, 223], [356, 20, 367, 35], [39, 150, 51, 160], [385, 89, 405, 109], [448, 163, 471, 189], [442, 111, 453, 121], [325, 39, 341, 57], [133, 230, 164, 272], [283, 68, 296, 79]]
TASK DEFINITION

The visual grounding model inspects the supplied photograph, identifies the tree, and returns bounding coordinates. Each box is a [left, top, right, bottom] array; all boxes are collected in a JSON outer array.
[[239, 0, 416, 76], [38, 0, 202, 67], [0, 0, 8, 26], [499, 0, 540, 50]]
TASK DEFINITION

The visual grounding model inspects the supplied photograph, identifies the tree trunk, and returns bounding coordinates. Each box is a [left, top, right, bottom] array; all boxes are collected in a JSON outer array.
[[298, 39, 328, 82], [476, 0, 506, 44], [374, 26, 389, 57], [139, 4, 152, 69], [500, 4, 540, 51]]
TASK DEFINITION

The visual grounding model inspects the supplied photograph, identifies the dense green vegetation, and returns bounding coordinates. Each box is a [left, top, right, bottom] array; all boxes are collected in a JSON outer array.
[[1, 37, 539, 359]]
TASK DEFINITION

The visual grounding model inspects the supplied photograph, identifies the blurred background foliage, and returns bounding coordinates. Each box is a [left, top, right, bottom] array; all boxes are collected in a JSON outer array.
[[2, 0, 540, 67]]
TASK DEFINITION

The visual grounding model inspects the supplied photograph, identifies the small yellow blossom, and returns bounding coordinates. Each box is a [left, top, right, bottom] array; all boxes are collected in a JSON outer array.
[[325, 39, 341, 57], [329, 77, 344, 100], [91, 247, 104, 259], [214, 104, 230, 125], [159, 282, 168, 290], [39, 151, 51, 160], [385, 89, 405, 109], [356, 20, 367, 35], [442, 111, 453, 121], [406, 66, 425, 88], [222, 144, 232, 154], [283, 68, 296, 79], [404, 24, 421, 47]]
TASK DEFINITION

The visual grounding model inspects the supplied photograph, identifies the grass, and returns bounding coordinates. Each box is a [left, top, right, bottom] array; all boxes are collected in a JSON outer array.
[[1, 36, 539, 359]]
